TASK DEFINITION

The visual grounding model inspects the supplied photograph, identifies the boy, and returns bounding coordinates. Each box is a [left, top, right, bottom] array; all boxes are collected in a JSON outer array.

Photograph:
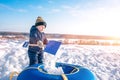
[[28, 16, 48, 66]]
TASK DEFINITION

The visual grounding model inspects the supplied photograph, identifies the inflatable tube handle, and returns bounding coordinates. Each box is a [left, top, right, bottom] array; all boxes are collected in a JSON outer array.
[[61, 74, 68, 80], [9, 71, 19, 80]]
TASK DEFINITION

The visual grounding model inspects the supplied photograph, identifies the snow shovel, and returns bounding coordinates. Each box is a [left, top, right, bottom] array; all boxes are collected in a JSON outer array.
[[23, 40, 62, 55]]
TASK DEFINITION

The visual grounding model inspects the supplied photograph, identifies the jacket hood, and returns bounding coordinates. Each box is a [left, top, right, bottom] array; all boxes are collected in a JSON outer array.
[[30, 25, 38, 32]]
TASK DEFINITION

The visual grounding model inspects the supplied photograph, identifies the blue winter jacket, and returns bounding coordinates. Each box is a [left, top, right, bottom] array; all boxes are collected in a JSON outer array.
[[28, 26, 48, 53]]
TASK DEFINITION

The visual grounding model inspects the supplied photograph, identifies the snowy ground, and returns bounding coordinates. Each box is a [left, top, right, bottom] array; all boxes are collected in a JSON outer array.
[[0, 39, 120, 80]]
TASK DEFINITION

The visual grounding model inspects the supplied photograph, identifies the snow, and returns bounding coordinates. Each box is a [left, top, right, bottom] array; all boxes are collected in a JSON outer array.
[[43, 53, 64, 75], [0, 39, 120, 80]]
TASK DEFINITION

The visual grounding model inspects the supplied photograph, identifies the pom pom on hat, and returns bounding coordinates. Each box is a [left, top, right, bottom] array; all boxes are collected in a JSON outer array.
[[35, 16, 47, 28]]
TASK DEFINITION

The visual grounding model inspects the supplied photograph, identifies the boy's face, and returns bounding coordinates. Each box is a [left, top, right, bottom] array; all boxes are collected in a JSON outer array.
[[37, 25, 45, 32]]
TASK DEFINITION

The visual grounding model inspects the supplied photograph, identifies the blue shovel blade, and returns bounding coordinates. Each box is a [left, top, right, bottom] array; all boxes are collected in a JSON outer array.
[[44, 40, 62, 55]]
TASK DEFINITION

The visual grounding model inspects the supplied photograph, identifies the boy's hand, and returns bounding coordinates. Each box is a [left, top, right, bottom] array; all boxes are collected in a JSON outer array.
[[37, 41, 44, 49]]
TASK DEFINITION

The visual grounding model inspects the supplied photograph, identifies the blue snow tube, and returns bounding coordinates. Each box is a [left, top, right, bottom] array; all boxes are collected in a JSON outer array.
[[17, 63, 96, 80]]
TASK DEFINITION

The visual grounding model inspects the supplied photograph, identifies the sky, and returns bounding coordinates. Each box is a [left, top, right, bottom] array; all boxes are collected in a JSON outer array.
[[0, 0, 120, 37]]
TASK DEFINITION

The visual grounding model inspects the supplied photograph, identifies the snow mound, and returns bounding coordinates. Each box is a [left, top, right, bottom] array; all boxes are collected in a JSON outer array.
[[0, 40, 120, 80]]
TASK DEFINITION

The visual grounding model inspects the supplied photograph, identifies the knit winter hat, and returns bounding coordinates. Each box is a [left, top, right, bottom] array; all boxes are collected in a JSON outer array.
[[35, 16, 47, 28]]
